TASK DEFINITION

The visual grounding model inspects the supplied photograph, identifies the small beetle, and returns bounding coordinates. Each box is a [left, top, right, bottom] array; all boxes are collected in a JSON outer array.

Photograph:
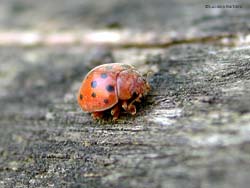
[[77, 63, 150, 120]]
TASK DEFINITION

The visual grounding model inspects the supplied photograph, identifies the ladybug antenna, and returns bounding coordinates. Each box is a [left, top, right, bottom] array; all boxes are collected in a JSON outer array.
[[143, 70, 153, 82]]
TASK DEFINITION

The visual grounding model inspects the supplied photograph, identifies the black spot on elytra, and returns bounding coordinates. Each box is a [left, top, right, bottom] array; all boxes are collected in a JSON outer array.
[[79, 94, 83, 100], [91, 80, 97, 88], [104, 99, 109, 104], [91, 92, 96, 97], [101, 73, 108, 79], [106, 85, 114, 92]]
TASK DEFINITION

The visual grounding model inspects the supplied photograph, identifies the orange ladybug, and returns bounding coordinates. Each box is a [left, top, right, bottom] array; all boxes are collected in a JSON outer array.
[[77, 63, 150, 120]]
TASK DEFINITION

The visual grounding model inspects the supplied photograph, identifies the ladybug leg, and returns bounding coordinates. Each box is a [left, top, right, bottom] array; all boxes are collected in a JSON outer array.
[[111, 104, 120, 121], [127, 104, 136, 115], [121, 94, 142, 110], [122, 99, 136, 115], [122, 100, 136, 115], [125, 94, 143, 115], [135, 94, 142, 102], [121, 100, 128, 110], [91, 111, 104, 120]]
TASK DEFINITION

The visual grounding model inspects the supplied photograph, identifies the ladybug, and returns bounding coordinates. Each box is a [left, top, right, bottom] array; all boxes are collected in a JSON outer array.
[[77, 63, 150, 120]]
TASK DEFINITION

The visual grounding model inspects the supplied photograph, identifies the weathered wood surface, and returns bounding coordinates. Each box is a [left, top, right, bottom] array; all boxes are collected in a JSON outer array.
[[1, 0, 250, 187]]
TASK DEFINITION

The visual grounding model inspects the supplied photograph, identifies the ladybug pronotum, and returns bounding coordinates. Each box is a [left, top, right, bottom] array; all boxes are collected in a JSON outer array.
[[77, 63, 150, 120]]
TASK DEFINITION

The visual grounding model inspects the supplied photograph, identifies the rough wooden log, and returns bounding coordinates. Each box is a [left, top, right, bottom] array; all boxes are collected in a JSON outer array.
[[0, 0, 250, 188]]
